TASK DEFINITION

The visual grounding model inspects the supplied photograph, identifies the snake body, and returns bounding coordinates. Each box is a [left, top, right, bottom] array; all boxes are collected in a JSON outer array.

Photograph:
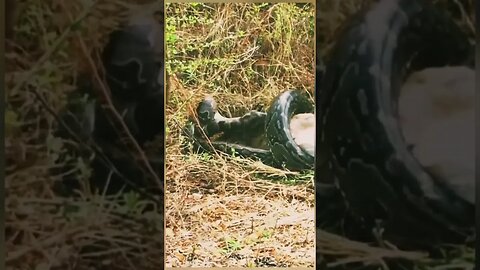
[[188, 90, 315, 170], [316, 0, 474, 245]]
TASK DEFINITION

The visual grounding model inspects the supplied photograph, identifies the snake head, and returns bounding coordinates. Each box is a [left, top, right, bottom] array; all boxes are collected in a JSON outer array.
[[196, 95, 218, 124], [102, 7, 163, 101], [191, 95, 221, 137]]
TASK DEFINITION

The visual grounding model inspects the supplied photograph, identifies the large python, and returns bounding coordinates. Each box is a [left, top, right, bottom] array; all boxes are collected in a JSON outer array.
[[186, 0, 475, 247], [316, 0, 474, 247], [185, 89, 315, 171]]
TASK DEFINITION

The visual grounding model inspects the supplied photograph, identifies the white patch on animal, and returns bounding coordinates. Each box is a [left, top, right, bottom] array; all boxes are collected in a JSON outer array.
[[364, 0, 404, 62], [399, 66, 474, 144], [413, 109, 474, 203], [290, 113, 315, 157], [278, 92, 290, 107], [399, 66, 475, 203]]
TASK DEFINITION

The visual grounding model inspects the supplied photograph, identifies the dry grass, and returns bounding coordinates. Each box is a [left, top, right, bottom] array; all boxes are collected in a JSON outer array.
[[165, 3, 316, 267]]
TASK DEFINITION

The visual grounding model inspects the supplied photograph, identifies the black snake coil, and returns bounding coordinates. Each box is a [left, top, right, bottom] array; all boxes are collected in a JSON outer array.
[[316, 0, 474, 246], [185, 90, 315, 171]]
